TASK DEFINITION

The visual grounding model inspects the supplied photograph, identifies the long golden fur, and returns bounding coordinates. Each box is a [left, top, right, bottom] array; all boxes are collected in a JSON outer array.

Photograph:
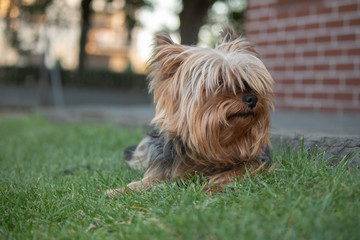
[[107, 27, 274, 196]]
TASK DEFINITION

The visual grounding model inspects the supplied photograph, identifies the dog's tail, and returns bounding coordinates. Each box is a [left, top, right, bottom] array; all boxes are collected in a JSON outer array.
[[123, 136, 154, 170]]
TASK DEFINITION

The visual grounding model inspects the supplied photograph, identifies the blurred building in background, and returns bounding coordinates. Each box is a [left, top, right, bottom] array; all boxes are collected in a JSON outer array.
[[0, 0, 146, 73], [85, 11, 131, 72], [246, 0, 360, 113]]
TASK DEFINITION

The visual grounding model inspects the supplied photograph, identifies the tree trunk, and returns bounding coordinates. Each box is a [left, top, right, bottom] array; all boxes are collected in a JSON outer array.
[[179, 0, 216, 45], [77, 0, 92, 78]]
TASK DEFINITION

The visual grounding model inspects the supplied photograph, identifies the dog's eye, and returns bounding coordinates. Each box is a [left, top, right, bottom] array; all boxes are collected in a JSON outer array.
[[243, 82, 252, 93], [218, 77, 224, 87]]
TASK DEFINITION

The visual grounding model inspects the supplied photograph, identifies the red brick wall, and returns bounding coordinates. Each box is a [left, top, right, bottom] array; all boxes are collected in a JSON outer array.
[[245, 0, 360, 113]]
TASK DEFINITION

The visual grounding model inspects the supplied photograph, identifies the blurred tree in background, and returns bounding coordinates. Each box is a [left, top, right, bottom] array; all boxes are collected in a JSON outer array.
[[198, 0, 246, 47], [179, 0, 246, 45], [179, 0, 216, 45], [3, 0, 52, 56], [78, 0, 92, 77]]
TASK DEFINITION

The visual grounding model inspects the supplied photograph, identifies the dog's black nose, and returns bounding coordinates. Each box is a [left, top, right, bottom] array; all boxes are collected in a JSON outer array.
[[242, 95, 258, 109]]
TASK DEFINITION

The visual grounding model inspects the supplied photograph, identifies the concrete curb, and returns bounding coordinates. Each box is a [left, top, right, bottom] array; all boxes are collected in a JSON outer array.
[[271, 133, 360, 166]]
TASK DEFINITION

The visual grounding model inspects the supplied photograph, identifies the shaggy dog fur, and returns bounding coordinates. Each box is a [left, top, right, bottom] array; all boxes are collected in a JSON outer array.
[[107, 27, 274, 195]]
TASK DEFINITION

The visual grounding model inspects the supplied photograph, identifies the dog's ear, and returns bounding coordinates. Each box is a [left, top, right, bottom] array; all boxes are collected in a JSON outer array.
[[155, 33, 174, 47], [221, 26, 238, 43], [150, 33, 189, 79], [148, 32, 190, 95], [218, 27, 258, 57]]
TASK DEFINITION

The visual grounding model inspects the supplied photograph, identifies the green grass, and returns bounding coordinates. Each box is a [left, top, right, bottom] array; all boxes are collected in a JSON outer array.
[[0, 116, 359, 240]]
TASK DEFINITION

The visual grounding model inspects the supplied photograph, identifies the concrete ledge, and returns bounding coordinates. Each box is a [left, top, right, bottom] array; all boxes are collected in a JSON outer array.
[[271, 133, 360, 166]]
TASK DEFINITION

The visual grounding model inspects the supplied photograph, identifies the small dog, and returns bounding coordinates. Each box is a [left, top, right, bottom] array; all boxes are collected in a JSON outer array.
[[107, 27, 274, 195]]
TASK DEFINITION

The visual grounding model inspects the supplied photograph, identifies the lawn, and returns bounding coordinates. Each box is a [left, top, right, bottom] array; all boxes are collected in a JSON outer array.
[[0, 116, 359, 240]]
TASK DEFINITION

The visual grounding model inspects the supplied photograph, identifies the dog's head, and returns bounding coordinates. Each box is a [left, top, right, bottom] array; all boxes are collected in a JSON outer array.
[[148, 27, 274, 164]]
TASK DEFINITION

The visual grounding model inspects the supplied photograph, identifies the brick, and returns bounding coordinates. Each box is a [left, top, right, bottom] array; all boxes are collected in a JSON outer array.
[[323, 79, 340, 85], [275, 92, 286, 98], [277, 0, 319, 4], [248, 2, 276, 10], [338, 4, 358, 13], [316, 7, 332, 15], [277, 11, 290, 19], [267, 3, 276, 9], [349, 18, 360, 26], [294, 38, 308, 44], [337, 34, 356, 42], [325, 20, 345, 28], [303, 51, 318, 57], [295, 8, 310, 17], [345, 78, 360, 85], [248, 5, 262, 11], [274, 66, 287, 71], [313, 64, 330, 71], [293, 92, 306, 98], [282, 79, 296, 85], [304, 23, 319, 30], [265, 53, 277, 58], [336, 63, 354, 71], [275, 39, 287, 45], [314, 35, 331, 43], [256, 41, 270, 47], [294, 65, 307, 71], [247, 30, 260, 35], [312, 93, 329, 99], [267, 28, 278, 33], [284, 52, 296, 58], [302, 79, 316, 85], [324, 49, 342, 56], [258, 16, 270, 22], [334, 93, 353, 100], [346, 48, 360, 56], [285, 25, 298, 31]]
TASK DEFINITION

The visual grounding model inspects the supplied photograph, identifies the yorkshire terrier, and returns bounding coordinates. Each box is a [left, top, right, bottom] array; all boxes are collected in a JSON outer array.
[[107, 27, 274, 196]]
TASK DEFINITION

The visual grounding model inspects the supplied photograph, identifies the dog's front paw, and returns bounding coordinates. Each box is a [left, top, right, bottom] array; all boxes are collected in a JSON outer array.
[[106, 188, 124, 197], [106, 181, 145, 197]]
